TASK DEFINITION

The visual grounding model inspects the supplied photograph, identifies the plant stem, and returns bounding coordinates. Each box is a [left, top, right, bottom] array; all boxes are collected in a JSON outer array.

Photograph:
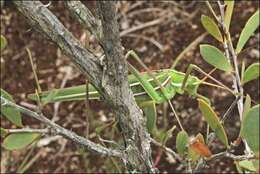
[[216, 1, 250, 154], [1, 96, 123, 158], [8, 128, 49, 134]]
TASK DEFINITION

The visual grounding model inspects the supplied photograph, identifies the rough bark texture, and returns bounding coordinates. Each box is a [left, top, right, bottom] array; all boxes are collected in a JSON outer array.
[[13, 1, 155, 172], [96, 2, 154, 172], [13, 1, 103, 92], [65, 1, 102, 41]]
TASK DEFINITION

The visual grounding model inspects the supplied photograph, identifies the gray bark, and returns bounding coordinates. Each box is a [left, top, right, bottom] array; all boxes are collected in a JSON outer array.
[[13, 1, 155, 172]]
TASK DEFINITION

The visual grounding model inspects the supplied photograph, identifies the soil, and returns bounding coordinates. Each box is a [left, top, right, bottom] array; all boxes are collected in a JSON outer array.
[[0, 1, 259, 173]]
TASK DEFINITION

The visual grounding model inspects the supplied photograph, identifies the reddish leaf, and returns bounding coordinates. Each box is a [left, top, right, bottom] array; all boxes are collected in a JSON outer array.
[[189, 136, 212, 158]]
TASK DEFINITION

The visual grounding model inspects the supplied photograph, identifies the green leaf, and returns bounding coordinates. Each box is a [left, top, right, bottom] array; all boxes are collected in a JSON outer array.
[[242, 94, 251, 121], [140, 101, 157, 133], [1, 128, 8, 138], [201, 15, 223, 42], [198, 99, 229, 147], [224, 1, 234, 30], [1, 89, 23, 127], [239, 160, 256, 172], [0, 35, 7, 50], [236, 10, 260, 54], [242, 63, 260, 84], [200, 44, 233, 72], [241, 105, 260, 153], [2, 133, 40, 150], [176, 130, 189, 156]]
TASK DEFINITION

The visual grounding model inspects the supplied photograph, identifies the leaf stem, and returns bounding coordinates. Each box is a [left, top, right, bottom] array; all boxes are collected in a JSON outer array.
[[26, 48, 42, 93]]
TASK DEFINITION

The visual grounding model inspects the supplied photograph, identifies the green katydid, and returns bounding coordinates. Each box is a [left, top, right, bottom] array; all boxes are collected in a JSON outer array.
[[27, 50, 234, 132]]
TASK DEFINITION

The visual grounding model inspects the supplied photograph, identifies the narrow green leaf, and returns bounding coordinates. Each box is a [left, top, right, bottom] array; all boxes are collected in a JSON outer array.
[[0, 35, 7, 50], [0, 89, 23, 127], [200, 44, 233, 72], [201, 15, 223, 42], [224, 1, 234, 30], [176, 130, 189, 156], [241, 105, 260, 153], [198, 99, 229, 147], [2, 133, 40, 150], [242, 63, 260, 84], [239, 160, 257, 172], [140, 101, 157, 133], [242, 94, 251, 121], [236, 10, 259, 54], [1, 127, 8, 138]]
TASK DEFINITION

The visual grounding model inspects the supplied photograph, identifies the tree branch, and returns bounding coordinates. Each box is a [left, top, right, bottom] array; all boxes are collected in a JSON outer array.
[[13, 1, 155, 172], [13, 1, 103, 92], [1, 97, 123, 158], [65, 1, 102, 41], [96, 1, 155, 172]]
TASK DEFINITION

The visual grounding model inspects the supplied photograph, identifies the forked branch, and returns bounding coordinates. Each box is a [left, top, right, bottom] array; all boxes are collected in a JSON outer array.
[[13, 1, 103, 92], [1, 96, 123, 158]]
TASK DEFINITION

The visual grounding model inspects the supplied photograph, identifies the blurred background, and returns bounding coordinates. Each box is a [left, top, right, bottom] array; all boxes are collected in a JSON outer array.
[[1, 1, 259, 173]]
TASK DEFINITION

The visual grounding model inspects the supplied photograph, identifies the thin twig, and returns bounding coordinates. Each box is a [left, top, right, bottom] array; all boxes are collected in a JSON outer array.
[[125, 34, 164, 51], [8, 128, 49, 134], [37, 135, 62, 147], [16, 143, 38, 173], [207, 151, 256, 161], [26, 48, 42, 93], [18, 150, 42, 173], [217, 1, 249, 154], [194, 150, 256, 173], [120, 17, 165, 37], [1, 96, 123, 158], [205, 1, 219, 22], [150, 138, 182, 162], [221, 97, 240, 124]]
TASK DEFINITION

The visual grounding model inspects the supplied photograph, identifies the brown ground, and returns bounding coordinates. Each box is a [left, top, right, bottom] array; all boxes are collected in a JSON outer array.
[[1, 1, 259, 173]]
